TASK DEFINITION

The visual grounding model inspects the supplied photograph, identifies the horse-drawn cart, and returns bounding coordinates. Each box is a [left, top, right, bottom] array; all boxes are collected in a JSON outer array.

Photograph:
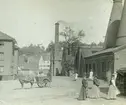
[[17, 67, 51, 88]]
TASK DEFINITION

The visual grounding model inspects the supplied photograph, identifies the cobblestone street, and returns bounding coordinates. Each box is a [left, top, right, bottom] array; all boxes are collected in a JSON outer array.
[[0, 76, 125, 105]]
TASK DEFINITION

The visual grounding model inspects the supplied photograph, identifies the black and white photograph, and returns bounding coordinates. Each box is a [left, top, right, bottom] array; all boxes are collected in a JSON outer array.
[[0, 0, 125, 105]]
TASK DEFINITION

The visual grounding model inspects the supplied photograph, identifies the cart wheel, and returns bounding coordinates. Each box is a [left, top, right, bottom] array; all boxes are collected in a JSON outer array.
[[43, 79, 50, 87], [37, 80, 45, 88]]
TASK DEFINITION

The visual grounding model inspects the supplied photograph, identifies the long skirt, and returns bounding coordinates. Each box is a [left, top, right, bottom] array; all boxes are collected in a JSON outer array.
[[107, 85, 116, 99], [90, 85, 100, 98], [78, 86, 87, 100]]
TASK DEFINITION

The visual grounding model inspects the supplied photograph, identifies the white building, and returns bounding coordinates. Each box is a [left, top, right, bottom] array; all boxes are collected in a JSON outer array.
[[39, 55, 50, 70]]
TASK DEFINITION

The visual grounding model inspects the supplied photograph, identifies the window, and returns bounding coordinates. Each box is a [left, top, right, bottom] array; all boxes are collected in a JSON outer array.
[[0, 52, 4, 61], [0, 42, 4, 48], [0, 66, 4, 73]]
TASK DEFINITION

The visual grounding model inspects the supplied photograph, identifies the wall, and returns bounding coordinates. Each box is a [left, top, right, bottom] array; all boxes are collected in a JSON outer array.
[[114, 48, 126, 71], [13, 49, 19, 74], [0, 41, 13, 76], [54, 51, 62, 76]]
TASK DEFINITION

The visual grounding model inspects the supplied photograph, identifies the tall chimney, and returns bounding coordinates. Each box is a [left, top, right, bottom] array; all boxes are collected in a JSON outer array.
[[55, 22, 59, 62], [116, 0, 126, 46], [54, 22, 60, 75], [104, 0, 123, 49], [55, 22, 59, 48]]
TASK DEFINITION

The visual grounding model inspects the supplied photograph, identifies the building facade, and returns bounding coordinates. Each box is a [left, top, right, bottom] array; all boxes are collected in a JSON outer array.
[[85, 45, 126, 82], [0, 31, 19, 80], [39, 55, 50, 70], [74, 46, 103, 77]]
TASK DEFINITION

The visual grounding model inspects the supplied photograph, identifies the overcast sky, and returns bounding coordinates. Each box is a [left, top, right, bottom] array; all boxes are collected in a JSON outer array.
[[0, 0, 113, 48]]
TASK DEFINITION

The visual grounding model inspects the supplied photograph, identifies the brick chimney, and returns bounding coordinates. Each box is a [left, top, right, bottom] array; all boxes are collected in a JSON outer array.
[[54, 22, 61, 76]]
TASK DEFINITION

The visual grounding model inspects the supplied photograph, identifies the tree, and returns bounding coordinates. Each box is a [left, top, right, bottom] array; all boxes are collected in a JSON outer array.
[[98, 41, 104, 46], [46, 41, 54, 52], [60, 27, 85, 55], [91, 42, 97, 46], [19, 43, 45, 56], [46, 41, 65, 52], [60, 27, 85, 76]]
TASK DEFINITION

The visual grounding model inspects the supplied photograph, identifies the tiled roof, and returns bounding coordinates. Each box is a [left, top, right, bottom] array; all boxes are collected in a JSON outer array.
[[0, 31, 16, 43]]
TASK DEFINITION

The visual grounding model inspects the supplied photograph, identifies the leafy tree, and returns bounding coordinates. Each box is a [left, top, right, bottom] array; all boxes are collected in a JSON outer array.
[[46, 41, 54, 52], [91, 42, 97, 46], [98, 41, 104, 46], [60, 27, 85, 76], [60, 27, 85, 55], [19, 43, 45, 56]]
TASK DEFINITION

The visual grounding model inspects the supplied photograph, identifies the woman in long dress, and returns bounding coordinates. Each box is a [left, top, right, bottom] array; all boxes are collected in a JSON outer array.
[[107, 74, 120, 100], [90, 76, 100, 99], [78, 75, 88, 100], [74, 72, 78, 81], [89, 69, 93, 80]]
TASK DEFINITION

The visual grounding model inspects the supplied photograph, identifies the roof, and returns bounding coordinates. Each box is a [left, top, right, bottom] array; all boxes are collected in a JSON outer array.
[[117, 67, 126, 75], [14, 45, 20, 50], [80, 49, 93, 57], [85, 44, 126, 58], [78, 46, 103, 58], [41, 53, 50, 61], [80, 45, 103, 49], [0, 31, 17, 43]]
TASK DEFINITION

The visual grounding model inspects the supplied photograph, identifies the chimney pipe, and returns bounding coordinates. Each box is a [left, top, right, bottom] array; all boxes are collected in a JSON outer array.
[[104, 0, 123, 49], [116, 0, 126, 46]]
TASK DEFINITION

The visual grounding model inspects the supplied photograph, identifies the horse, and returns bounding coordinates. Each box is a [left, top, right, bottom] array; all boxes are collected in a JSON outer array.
[[17, 67, 37, 88]]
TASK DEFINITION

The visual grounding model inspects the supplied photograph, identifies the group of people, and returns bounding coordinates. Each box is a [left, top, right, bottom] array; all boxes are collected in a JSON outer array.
[[76, 72, 120, 101]]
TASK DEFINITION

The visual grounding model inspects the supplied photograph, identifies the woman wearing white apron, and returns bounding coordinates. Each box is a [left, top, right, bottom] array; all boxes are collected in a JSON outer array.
[[89, 69, 93, 80], [74, 73, 78, 81], [107, 74, 120, 100]]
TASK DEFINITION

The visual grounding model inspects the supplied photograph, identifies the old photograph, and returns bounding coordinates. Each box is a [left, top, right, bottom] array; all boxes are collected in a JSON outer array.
[[0, 0, 125, 105]]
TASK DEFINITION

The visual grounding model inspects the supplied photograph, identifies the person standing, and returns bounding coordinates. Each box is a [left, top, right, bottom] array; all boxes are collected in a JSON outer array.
[[74, 72, 78, 81], [107, 74, 120, 100], [78, 74, 88, 100], [90, 75, 100, 99], [89, 69, 93, 80]]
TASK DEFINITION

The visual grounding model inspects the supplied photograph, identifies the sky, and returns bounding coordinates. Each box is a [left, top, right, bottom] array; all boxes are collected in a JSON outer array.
[[0, 0, 113, 48]]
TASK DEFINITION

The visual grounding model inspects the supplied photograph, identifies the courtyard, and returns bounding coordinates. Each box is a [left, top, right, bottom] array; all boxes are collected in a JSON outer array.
[[0, 76, 125, 105]]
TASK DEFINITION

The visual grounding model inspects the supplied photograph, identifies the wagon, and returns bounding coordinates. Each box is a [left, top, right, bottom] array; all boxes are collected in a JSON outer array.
[[116, 68, 126, 96], [35, 75, 51, 88], [17, 67, 51, 88]]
